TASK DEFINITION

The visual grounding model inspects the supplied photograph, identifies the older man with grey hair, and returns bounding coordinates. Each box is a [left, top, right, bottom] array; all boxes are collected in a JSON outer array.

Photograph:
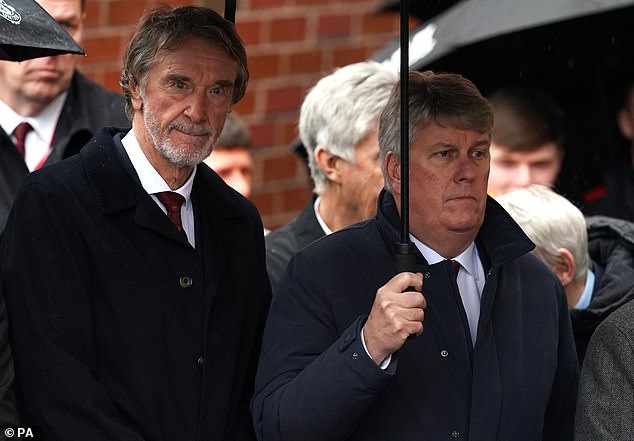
[[496, 184, 634, 363], [265, 61, 397, 292]]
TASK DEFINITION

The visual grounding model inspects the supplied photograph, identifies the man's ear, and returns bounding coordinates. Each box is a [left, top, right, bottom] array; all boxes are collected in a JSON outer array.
[[385, 150, 401, 197], [552, 248, 576, 287], [314, 146, 344, 184], [129, 82, 143, 112]]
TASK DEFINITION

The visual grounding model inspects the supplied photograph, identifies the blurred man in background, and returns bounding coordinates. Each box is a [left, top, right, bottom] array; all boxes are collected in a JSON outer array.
[[265, 61, 397, 292], [583, 77, 634, 221], [204, 111, 254, 198], [497, 184, 634, 363], [486, 86, 565, 197]]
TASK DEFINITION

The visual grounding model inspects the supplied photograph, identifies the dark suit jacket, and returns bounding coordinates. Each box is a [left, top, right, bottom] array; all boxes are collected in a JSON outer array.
[[1, 128, 271, 441], [265, 195, 324, 293], [253, 190, 579, 441], [0, 71, 129, 230]]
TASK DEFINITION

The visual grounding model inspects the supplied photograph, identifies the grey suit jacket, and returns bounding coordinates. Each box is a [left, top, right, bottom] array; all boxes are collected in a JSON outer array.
[[575, 299, 634, 440]]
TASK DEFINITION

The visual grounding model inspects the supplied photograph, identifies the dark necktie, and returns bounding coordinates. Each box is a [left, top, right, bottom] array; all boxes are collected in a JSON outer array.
[[13, 122, 33, 159], [450, 259, 479, 345], [451, 260, 461, 279], [155, 191, 186, 234]]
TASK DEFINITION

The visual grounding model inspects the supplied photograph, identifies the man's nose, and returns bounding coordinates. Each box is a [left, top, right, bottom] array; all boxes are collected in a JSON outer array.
[[184, 92, 208, 123]]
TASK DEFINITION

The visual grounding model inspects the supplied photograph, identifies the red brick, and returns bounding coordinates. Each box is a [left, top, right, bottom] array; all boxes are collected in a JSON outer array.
[[270, 17, 307, 43], [318, 14, 351, 39], [289, 49, 323, 75], [249, 122, 276, 148], [82, 35, 124, 63], [84, 1, 102, 27], [103, 68, 124, 93], [250, 192, 274, 216], [251, 0, 286, 9], [233, 91, 256, 115], [248, 54, 280, 80], [266, 87, 304, 113], [108, 1, 148, 26], [295, 0, 330, 5], [283, 188, 313, 211], [262, 155, 302, 181], [362, 13, 402, 34], [236, 19, 262, 45], [333, 46, 369, 66]]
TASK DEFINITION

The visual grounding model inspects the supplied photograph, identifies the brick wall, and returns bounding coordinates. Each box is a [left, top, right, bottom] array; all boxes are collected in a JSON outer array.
[[79, 0, 400, 230]]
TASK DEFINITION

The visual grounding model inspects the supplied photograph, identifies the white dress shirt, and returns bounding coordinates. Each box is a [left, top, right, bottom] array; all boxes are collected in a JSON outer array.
[[411, 235, 485, 346], [121, 130, 196, 248], [0, 92, 67, 171]]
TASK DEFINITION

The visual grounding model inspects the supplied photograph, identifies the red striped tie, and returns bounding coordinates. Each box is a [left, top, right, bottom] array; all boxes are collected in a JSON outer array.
[[155, 191, 185, 233]]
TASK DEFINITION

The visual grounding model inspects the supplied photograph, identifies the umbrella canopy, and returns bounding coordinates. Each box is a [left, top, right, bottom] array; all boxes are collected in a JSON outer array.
[[374, 0, 461, 22], [374, 0, 634, 202], [0, 0, 84, 61]]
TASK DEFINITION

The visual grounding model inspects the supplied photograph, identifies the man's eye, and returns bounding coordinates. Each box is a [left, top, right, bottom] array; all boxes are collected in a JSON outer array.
[[437, 150, 449, 157], [211, 86, 226, 96], [175, 82, 187, 89]]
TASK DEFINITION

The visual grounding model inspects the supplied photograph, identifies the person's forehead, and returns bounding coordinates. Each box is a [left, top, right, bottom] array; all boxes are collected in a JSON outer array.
[[491, 142, 560, 160], [37, 0, 83, 14]]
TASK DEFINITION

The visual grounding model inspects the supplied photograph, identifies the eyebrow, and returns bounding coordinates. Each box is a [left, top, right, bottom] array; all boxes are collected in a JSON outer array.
[[163, 74, 234, 88]]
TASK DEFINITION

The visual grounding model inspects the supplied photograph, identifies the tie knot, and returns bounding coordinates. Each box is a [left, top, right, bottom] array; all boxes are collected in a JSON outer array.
[[155, 191, 185, 214], [13, 122, 33, 139], [451, 260, 461, 278]]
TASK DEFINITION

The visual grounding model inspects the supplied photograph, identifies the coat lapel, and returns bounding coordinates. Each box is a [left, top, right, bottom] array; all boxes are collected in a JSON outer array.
[[81, 129, 193, 245]]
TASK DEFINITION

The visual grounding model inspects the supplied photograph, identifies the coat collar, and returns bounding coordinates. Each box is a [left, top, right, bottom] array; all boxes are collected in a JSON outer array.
[[80, 127, 248, 245], [375, 189, 534, 269]]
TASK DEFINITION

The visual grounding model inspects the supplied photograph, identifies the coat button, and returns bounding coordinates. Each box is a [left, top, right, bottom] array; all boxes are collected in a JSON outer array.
[[197, 356, 204, 368], [451, 430, 460, 438], [179, 276, 193, 288], [440, 350, 449, 357]]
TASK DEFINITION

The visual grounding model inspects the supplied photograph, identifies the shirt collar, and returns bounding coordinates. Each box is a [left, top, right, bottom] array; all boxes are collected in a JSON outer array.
[[313, 196, 332, 235], [410, 234, 480, 279], [0, 92, 67, 146], [574, 268, 595, 310], [120, 129, 196, 202]]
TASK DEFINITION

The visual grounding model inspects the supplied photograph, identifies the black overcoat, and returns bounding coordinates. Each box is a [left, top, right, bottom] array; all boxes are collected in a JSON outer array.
[[1, 128, 271, 441]]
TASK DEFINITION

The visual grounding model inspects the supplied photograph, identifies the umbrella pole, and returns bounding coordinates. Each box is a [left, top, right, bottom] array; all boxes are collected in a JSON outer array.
[[225, 0, 236, 23], [395, 0, 416, 273]]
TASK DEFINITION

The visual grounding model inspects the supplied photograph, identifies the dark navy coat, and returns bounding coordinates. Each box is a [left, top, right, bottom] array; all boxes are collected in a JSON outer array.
[[1, 128, 270, 441], [253, 190, 578, 441]]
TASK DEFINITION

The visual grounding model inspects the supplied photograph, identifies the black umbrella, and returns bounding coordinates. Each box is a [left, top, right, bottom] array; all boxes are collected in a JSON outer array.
[[374, 0, 634, 202], [0, 0, 84, 61]]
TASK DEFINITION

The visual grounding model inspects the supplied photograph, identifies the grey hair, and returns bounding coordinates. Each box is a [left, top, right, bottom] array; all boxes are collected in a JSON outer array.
[[378, 71, 493, 192], [119, 5, 248, 121], [299, 61, 398, 195], [496, 184, 590, 282]]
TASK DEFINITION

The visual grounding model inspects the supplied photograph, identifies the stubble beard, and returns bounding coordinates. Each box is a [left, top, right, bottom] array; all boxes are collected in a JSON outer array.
[[143, 103, 214, 168]]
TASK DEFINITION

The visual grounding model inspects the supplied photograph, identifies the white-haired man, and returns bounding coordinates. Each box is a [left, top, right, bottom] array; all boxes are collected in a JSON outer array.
[[496, 184, 634, 363], [265, 61, 397, 292]]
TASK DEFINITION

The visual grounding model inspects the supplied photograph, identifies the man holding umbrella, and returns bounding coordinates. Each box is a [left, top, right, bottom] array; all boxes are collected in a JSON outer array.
[[252, 71, 578, 441]]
